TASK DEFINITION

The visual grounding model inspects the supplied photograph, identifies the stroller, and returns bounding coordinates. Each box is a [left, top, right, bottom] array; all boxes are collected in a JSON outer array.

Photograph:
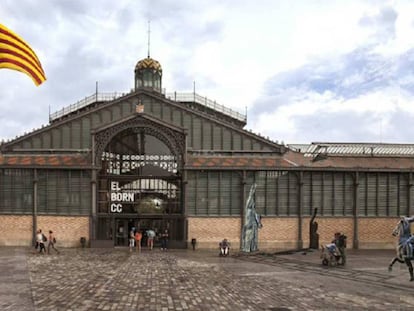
[[320, 243, 342, 266], [219, 239, 230, 257]]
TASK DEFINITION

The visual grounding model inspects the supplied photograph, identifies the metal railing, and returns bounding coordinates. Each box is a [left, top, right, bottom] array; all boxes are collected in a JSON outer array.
[[49, 90, 246, 123], [49, 92, 127, 121], [166, 92, 246, 122]]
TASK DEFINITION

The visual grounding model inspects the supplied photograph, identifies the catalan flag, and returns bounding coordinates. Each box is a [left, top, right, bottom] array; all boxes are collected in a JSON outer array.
[[0, 23, 46, 86]]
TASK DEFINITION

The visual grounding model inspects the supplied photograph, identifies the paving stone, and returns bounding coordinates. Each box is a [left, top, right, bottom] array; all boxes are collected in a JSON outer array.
[[0, 247, 414, 310]]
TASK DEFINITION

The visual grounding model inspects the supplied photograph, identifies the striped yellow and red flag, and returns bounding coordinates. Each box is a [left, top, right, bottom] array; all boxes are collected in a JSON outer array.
[[0, 23, 46, 86]]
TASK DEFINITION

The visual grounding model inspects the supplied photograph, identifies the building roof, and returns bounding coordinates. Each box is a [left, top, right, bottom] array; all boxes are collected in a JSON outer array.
[[186, 150, 414, 171], [135, 57, 162, 73], [187, 155, 296, 169], [1, 148, 413, 171], [283, 150, 414, 170], [0, 154, 90, 168], [289, 142, 414, 157]]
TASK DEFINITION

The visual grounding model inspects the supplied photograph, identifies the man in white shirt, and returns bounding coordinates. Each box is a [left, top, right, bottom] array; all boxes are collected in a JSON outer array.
[[36, 229, 46, 254]]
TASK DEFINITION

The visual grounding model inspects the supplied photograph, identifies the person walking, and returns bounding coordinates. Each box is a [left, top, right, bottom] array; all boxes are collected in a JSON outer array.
[[160, 229, 169, 251], [34, 229, 41, 253], [47, 230, 59, 254], [146, 229, 156, 250], [129, 229, 135, 252], [135, 230, 142, 252], [36, 229, 46, 254]]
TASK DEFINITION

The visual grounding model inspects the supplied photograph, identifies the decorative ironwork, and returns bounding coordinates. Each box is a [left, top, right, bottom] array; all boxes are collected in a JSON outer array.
[[94, 115, 186, 170]]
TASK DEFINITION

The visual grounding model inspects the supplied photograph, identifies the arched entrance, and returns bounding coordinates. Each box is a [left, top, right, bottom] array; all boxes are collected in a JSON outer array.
[[93, 115, 186, 248]]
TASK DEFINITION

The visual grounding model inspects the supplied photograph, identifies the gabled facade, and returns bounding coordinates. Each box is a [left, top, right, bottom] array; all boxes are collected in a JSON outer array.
[[0, 55, 412, 250]]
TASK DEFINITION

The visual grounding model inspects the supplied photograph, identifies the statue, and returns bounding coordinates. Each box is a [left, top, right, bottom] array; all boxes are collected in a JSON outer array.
[[241, 183, 263, 252], [309, 207, 319, 249]]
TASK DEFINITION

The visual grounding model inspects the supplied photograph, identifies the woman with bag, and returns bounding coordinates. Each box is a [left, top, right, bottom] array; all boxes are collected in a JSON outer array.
[[47, 230, 60, 254]]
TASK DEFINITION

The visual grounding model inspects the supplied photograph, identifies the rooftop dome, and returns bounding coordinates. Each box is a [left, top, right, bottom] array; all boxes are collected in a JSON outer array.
[[135, 57, 162, 73], [134, 56, 163, 92]]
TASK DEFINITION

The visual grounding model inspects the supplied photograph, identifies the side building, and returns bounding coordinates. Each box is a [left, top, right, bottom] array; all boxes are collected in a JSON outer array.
[[0, 55, 412, 249]]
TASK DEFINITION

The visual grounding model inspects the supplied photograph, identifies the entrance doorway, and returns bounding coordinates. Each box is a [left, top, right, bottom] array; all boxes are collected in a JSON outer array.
[[96, 125, 186, 248], [115, 219, 129, 246], [113, 217, 184, 248]]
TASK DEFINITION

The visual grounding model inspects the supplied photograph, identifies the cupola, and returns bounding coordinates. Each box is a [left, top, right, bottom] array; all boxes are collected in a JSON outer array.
[[134, 56, 162, 92]]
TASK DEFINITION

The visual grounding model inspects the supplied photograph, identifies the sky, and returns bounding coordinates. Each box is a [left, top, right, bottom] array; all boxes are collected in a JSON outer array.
[[1, 0, 414, 144]]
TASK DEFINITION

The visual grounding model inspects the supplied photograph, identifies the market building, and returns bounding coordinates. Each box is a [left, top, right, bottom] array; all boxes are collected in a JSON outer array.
[[1, 53, 412, 250]]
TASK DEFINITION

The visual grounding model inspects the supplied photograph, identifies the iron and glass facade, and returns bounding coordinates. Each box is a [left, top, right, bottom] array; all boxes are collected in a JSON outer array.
[[1, 55, 413, 249]]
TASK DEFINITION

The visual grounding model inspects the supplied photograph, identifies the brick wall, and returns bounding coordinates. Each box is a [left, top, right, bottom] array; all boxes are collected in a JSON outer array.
[[188, 217, 299, 250], [0, 215, 402, 249], [260, 218, 298, 250], [302, 217, 354, 249], [188, 217, 241, 249], [358, 218, 399, 249], [0, 215, 89, 247], [0, 215, 32, 246], [36, 216, 90, 247], [188, 216, 400, 250]]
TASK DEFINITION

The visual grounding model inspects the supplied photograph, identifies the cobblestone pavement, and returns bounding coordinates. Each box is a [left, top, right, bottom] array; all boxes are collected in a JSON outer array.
[[2, 247, 414, 310], [0, 247, 34, 311]]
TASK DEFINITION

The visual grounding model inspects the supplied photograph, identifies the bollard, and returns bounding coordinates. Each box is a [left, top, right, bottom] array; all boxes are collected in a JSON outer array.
[[80, 237, 86, 248]]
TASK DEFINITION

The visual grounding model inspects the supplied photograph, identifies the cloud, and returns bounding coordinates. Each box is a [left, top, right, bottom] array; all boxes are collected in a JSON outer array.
[[249, 45, 414, 143], [246, 4, 414, 144], [359, 6, 398, 42], [1, 1, 414, 145]]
